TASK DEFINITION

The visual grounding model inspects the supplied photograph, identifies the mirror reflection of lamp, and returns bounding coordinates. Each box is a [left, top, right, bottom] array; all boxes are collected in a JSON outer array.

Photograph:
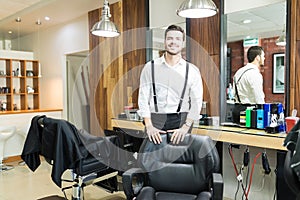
[[177, 0, 218, 18], [276, 26, 286, 46]]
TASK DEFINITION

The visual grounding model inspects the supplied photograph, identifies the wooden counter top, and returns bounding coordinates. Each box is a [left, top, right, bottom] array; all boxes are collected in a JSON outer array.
[[111, 118, 287, 151]]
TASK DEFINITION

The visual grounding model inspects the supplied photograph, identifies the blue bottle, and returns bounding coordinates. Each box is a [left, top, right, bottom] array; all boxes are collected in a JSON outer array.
[[264, 103, 271, 128], [256, 109, 264, 129], [277, 103, 285, 132]]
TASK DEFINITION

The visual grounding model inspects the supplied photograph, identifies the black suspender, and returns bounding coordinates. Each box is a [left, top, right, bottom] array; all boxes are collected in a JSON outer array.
[[151, 60, 189, 113], [177, 62, 189, 112], [151, 60, 159, 112], [234, 68, 254, 103]]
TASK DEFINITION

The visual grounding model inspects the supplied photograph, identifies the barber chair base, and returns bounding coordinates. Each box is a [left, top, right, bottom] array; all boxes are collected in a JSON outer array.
[[93, 176, 119, 192], [18, 160, 26, 166], [0, 163, 14, 171], [62, 171, 119, 200]]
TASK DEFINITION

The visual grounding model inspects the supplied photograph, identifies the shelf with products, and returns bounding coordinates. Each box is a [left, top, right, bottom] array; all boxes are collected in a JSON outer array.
[[0, 57, 40, 112]]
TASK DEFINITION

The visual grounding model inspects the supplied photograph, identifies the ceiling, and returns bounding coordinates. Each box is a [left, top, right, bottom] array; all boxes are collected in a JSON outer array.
[[0, 0, 286, 42], [227, 1, 286, 42], [0, 0, 118, 40]]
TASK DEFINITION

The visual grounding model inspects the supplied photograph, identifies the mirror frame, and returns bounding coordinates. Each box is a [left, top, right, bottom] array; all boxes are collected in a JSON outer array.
[[285, 0, 291, 115]]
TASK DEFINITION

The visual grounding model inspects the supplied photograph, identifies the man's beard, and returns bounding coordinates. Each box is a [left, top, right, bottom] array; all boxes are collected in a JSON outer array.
[[166, 50, 180, 56]]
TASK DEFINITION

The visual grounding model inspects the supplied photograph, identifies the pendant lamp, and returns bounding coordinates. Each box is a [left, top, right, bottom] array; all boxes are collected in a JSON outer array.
[[91, 0, 120, 37], [177, 0, 218, 18]]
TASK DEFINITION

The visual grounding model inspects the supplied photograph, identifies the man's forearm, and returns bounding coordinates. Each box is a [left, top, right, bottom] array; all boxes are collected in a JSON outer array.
[[143, 117, 152, 127]]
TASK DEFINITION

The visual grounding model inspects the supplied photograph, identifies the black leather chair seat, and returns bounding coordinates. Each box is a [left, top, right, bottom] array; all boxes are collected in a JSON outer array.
[[76, 154, 109, 176], [137, 186, 211, 200]]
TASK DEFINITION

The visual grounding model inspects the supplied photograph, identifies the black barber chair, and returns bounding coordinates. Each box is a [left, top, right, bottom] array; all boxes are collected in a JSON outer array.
[[284, 151, 300, 200], [283, 120, 300, 200], [122, 133, 223, 200], [21, 115, 120, 200]]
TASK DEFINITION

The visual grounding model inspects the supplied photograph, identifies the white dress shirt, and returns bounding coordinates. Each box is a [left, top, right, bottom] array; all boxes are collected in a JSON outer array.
[[137, 55, 203, 121], [233, 63, 265, 104]]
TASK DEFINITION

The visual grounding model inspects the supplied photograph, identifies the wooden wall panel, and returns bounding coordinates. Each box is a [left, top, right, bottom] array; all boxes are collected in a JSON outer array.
[[187, 0, 221, 116], [88, 0, 147, 135], [122, 0, 147, 109], [88, 2, 123, 136], [295, 0, 300, 115]]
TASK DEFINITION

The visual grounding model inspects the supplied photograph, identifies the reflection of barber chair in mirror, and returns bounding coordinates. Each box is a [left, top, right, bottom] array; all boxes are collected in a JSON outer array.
[[0, 126, 16, 171]]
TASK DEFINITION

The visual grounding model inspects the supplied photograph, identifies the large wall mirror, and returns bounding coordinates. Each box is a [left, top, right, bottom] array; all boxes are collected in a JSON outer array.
[[222, 0, 289, 123]]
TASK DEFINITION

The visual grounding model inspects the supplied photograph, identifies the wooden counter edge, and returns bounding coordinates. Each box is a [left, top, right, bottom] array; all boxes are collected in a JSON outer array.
[[191, 128, 286, 151], [111, 119, 287, 151]]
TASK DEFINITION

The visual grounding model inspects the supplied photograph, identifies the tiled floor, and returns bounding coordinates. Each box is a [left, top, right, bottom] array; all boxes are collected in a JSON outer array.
[[0, 160, 126, 200]]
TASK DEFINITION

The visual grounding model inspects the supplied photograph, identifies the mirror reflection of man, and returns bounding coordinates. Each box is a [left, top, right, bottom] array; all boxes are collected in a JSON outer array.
[[233, 46, 265, 104], [231, 46, 265, 124]]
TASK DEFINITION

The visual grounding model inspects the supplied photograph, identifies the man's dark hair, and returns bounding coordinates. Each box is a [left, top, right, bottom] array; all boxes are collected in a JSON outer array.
[[247, 46, 264, 63], [165, 24, 185, 41]]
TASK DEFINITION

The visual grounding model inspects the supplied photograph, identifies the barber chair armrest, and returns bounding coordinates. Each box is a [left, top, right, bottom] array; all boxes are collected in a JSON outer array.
[[211, 173, 223, 200], [122, 168, 146, 200]]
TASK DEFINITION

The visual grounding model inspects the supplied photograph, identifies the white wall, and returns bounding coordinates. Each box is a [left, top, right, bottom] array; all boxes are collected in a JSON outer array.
[[2, 111, 62, 157], [12, 14, 90, 118]]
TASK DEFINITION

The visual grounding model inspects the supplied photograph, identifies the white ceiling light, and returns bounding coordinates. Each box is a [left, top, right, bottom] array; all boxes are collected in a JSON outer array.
[[176, 0, 218, 18], [242, 19, 251, 24], [91, 0, 120, 37]]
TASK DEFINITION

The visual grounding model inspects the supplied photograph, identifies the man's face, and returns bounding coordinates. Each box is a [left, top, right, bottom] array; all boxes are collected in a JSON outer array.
[[164, 30, 184, 56], [259, 51, 265, 66]]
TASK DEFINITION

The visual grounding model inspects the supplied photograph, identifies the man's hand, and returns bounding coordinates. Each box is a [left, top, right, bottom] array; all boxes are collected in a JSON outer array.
[[168, 124, 190, 144], [146, 124, 166, 144]]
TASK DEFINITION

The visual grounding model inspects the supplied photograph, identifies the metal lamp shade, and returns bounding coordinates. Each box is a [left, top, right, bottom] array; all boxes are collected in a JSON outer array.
[[91, 0, 120, 38], [91, 19, 120, 37], [177, 0, 218, 18]]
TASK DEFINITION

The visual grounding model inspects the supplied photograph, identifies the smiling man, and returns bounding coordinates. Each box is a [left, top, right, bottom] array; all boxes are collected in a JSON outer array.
[[137, 24, 203, 145]]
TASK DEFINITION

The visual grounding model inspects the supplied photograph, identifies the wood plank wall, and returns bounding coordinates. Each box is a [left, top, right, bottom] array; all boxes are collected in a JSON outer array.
[[289, 0, 300, 115], [187, 0, 221, 116], [88, 0, 147, 135]]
